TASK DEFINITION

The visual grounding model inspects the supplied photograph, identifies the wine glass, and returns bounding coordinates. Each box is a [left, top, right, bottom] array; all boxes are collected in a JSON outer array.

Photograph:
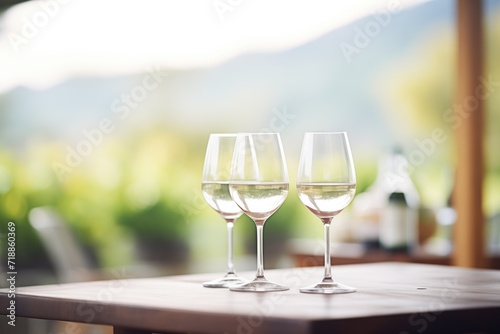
[[201, 134, 249, 288], [296, 132, 357, 294], [229, 133, 289, 292]]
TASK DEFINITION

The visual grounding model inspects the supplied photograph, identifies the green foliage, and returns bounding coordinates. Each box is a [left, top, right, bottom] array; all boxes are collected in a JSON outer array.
[[117, 201, 188, 240]]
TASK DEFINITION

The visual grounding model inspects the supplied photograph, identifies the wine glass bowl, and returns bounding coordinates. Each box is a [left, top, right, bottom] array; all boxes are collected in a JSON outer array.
[[201, 134, 249, 288], [296, 183, 356, 221], [296, 132, 357, 294], [229, 133, 289, 292], [229, 183, 288, 222]]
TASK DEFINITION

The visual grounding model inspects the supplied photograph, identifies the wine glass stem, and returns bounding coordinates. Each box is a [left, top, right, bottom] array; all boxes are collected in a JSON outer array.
[[323, 222, 333, 282], [256, 223, 265, 278], [226, 220, 235, 275]]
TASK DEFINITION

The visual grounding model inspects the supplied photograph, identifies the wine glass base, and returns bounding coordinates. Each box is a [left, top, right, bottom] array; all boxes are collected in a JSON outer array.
[[203, 273, 249, 288], [230, 277, 289, 292], [300, 281, 356, 294]]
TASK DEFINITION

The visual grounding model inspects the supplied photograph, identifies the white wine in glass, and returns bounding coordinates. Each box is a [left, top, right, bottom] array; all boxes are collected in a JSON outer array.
[[201, 134, 249, 288], [296, 132, 357, 294], [229, 133, 289, 292]]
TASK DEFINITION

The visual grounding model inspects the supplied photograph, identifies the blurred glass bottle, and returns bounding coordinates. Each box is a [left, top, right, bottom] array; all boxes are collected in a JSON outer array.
[[379, 147, 420, 253]]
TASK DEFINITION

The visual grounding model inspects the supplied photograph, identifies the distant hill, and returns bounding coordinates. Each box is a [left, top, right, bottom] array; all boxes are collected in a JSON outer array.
[[1, 0, 498, 156]]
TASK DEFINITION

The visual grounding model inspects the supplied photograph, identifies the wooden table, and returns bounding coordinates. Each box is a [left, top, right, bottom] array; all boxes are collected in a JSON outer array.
[[289, 241, 500, 269], [292, 249, 500, 269], [1, 263, 500, 334]]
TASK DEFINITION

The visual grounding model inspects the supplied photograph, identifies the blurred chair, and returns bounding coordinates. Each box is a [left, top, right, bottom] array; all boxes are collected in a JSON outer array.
[[29, 206, 96, 283], [28, 207, 113, 334]]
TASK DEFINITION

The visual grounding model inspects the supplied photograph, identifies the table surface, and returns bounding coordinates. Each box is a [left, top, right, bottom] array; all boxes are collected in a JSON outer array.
[[1, 262, 500, 334]]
